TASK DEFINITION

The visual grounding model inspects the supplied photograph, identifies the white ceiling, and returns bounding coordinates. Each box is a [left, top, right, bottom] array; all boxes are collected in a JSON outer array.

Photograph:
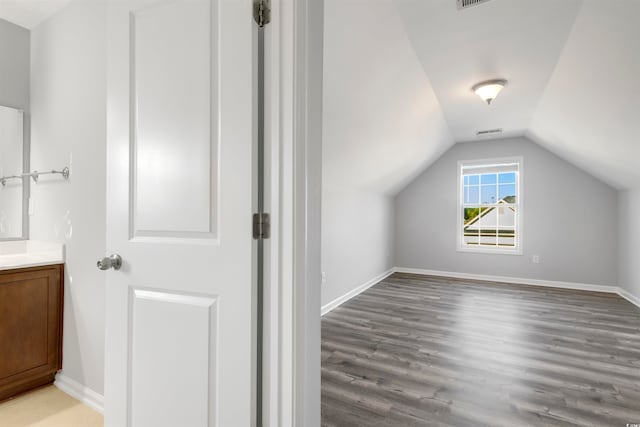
[[394, 0, 582, 142], [1, 0, 638, 191], [0, 0, 71, 29], [390, 0, 640, 190], [323, 0, 453, 195], [528, 0, 640, 189]]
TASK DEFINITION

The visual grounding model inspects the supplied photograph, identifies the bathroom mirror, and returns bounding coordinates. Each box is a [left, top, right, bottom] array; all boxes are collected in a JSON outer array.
[[0, 105, 27, 240]]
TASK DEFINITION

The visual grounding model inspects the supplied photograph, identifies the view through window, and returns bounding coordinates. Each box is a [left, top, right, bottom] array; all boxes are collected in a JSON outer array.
[[459, 158, 521, 253]]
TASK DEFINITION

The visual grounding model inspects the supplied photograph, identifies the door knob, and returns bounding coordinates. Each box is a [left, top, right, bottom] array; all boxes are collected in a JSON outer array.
[[97, 254, 122, 271]]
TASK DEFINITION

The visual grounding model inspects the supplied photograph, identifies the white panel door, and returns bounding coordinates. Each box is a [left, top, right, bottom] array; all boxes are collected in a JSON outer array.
[[104, 0, 254, 425]]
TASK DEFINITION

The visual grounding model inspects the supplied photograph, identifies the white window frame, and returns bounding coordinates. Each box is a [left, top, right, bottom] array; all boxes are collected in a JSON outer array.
[[457, 156, 523, 255]]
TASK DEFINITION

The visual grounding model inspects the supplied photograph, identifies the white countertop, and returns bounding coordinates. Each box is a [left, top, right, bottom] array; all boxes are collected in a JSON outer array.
[[0, 240, 65, 271]]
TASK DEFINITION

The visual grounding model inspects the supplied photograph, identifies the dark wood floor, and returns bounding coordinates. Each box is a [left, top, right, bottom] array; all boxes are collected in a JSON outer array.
[[321, 273, 640, 427]]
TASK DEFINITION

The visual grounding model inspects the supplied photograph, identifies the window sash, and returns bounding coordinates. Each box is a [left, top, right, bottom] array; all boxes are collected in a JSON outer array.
[[458, 157, 522, 253], [462, 171, 518, 205], [461, 163, 519, 175]]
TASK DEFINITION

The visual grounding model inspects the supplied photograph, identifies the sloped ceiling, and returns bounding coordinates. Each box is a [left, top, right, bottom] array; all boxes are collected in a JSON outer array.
[[323, 0, 453, 195], [2, 0, 638, 191], [394, 0, 583, 143], [528, 0, 640, 189], [0, 0, 72, 29], [327, 0, 639, 196], [390, 0, 639, 190]]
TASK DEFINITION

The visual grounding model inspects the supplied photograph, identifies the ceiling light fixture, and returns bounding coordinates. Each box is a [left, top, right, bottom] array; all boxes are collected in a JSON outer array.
[[472, 79, 508, 105]]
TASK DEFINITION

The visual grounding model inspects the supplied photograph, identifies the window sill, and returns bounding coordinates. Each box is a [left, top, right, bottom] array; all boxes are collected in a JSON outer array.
[[457, 247, 523, 256]]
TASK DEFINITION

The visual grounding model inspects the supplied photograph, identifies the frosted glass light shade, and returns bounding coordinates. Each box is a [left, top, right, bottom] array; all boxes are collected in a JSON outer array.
[[472, 79, 507, 105]]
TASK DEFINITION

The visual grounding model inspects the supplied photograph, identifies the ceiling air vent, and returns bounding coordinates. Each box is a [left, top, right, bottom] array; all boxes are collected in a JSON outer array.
[[476, 128, 503, 137], [457, 0, 493, 10]]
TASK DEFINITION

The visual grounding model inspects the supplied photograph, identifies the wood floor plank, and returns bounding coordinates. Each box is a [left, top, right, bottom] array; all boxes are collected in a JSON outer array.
[[321, 273, 640, 426]]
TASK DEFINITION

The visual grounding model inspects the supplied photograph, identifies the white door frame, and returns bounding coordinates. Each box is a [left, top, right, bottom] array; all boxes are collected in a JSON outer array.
[[262, 0, 323, 425]]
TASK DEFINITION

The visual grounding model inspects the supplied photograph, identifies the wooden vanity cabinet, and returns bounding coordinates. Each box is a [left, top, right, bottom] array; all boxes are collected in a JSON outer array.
[[0, 264, 63, 401]]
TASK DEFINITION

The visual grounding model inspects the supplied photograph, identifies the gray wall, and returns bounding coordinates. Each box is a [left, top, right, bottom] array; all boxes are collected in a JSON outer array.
[[618, 188, 640, 300], [322, 190, 395, 306], [30, 0, 106, 396], [0, 19, 29, 111], [321, 0, 452, 308], [395, 137, 618, 286]]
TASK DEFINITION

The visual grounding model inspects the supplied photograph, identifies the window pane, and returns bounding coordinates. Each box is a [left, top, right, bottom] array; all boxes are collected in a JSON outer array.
[[466, 186, 479, 204], [481, 185, 497, 204], [496, 206, 515, 228], [499, 184, 516, 202], [463, 207, 478, 247], [498, 172, 516, 184], [497, 229, 515, 247], [481, 173, 497, 185], [463, 218, 479, 246], [460, 160, 521, 252], [479, 228, 498, 247], [497, 207, 516, 247], [464, 207, 480, 224], [464, 231, 479, 246], [483, 207, 497, 227]]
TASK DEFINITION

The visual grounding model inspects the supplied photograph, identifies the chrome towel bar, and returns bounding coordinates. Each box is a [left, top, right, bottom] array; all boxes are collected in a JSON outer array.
[[1, 167, 70, 186]]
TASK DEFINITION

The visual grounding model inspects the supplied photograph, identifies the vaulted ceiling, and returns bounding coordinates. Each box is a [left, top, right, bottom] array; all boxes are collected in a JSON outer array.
[[2, 0, 638, 191], [324, 0, 640, 195], [395, 0, 582, 143], [323, 0, 453, 195], [527, 0, 640, 189], [393, 0, 639, 190]]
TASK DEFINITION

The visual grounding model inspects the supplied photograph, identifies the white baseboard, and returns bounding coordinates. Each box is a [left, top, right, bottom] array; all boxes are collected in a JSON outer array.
[[394, 267, 640, 309], [319, 265, 639, 318], [618, 287, 640, 309], [54, 372, 104, 414], [394, 267, 618, 293], [321, 268, 395, 316]]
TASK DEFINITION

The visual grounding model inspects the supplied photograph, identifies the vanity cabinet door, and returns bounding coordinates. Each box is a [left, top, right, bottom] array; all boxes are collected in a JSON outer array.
[[0, 264, 63, 401]]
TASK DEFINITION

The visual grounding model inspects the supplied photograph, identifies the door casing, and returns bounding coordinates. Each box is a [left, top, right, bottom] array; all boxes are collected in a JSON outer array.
[[262, 0, 323, 425]]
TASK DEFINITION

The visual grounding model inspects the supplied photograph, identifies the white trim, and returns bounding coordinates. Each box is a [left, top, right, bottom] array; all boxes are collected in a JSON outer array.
[[457, 156, 523, 255], [266, 0, 323, 425], [457, 246, 523, 256], [618, 287, 640, 309], [321, 269, 395, 316], [316, 267, 640, 317], [394, 267, 640, 309], [54, 372, 104, 414], [395, 267, 616, 293], [262, 2, 282, 425], [264, 0, 294, 424]]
